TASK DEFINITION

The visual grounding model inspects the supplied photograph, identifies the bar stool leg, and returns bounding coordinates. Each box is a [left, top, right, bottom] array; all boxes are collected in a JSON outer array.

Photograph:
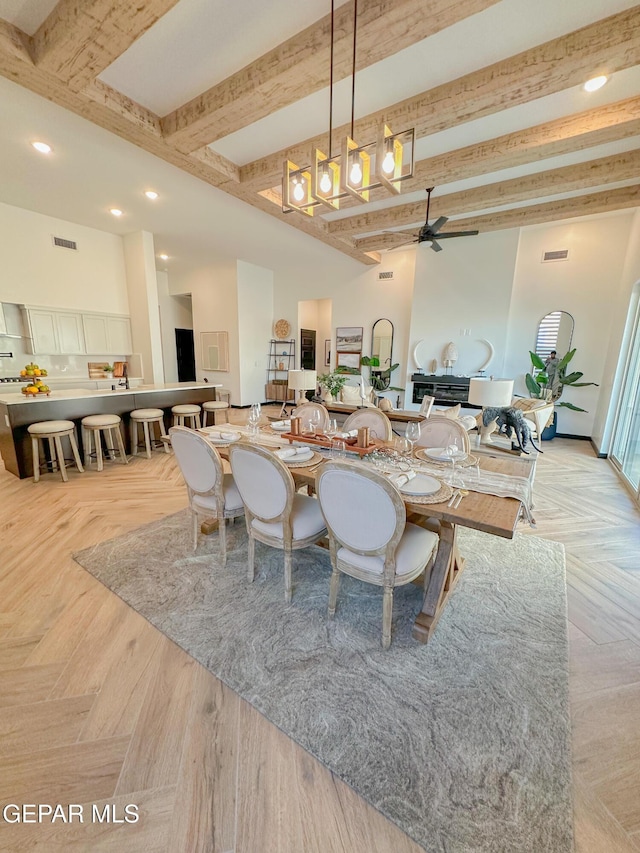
[[48, 437, 57, 472], [106, 429, 117, 461], [158, 418, 170, 454], [130, 421, 138, 456], [95, 429, 104, 472], [32, 436, 41, 483], [115, 425, 128, 464], [54, 435, 68, 482], [69, 430, 84, 473], [142, 421, 152, 458], [195, 412, 201, 429], [83, 427, 92, 468]]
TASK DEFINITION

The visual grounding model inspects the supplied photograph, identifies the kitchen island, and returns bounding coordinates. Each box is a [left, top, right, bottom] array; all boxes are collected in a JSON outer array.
[[0, 382, 221, 479]]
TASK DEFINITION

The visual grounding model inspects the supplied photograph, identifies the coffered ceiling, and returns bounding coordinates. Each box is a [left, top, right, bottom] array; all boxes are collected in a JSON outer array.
[[0, 0, 638, 266]]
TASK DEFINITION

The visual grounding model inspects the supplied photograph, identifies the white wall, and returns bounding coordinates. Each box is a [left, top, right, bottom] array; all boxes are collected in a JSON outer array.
[[157, 270, 193, 383], [0, 202, 128, 312], [123, 231, 164, 384], [237, 260, 273, 406], [506, 212, 635, 438], [183, 262, 240, 400], [408, 230, 520, 407]]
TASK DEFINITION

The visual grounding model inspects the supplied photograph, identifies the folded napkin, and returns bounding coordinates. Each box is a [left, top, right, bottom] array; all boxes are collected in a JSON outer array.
[[207, 430, 238, 441], [443, 444, 463, 457], [275, 447, 311, 460], [389, 470, 416, 488], [337, 429, 358, 439], [271, 420, 291, 429]]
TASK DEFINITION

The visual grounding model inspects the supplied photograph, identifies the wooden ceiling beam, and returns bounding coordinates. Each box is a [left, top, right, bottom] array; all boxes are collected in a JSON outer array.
[[354, 185, 640, 251], [329, 148, 640, 235], [32, 0, 182, 93], [239, 6, 640, 190], [161, 0, 499, 153]]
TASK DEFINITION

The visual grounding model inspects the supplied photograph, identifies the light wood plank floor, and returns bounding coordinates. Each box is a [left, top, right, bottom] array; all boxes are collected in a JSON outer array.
[[0, 409, 638, 852]]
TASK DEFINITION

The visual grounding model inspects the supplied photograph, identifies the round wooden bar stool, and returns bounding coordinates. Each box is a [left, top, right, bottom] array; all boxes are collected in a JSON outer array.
[[130, 408, 170, 458], [81, 414, 128, 471], [28, 420, 84, 483], [172, 404, 201, 429], [202, 400, 230, 426]]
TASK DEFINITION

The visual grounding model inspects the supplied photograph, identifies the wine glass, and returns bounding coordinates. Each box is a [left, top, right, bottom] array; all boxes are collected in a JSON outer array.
[[326, 418, 338, 439], [331, 439, 346, 459], [446, 438, 462, 486], [405, 422, 421, 458], [248, 403, 261, 441], [309, 409, 322, 436]]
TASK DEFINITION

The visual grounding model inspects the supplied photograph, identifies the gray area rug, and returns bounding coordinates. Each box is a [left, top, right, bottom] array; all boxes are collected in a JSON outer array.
[[74, 510, 573, 853]]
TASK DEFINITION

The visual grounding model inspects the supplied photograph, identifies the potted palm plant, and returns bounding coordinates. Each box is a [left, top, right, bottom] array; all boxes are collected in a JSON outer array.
[[525, 348, 598, 438]]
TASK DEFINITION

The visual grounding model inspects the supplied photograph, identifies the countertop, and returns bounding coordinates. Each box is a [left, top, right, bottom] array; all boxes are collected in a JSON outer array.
[[0, 382, 221, 406]]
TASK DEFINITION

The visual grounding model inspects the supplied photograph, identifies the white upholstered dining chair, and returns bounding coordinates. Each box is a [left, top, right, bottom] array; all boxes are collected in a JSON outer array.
[[169, 426, 244, 565], [317, 460, 439, 649], [414, 415, 470, 453], [291, 401, 330, 431], [342, 408, 393, 440], [228, 443, 327, 602]]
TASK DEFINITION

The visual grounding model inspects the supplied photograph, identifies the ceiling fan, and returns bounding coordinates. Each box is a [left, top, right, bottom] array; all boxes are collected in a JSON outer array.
[[387, 187, 479, 252]]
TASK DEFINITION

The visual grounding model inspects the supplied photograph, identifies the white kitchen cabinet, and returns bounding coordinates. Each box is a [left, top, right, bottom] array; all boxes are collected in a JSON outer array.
[[82, 314, 132, 355], [25, 309, 85, 354]]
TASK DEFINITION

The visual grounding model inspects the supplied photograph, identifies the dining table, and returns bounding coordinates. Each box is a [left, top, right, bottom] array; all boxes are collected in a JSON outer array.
[[195, 424, 536, 644]]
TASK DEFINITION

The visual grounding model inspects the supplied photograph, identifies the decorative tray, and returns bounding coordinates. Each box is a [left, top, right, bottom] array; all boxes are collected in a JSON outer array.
[[280, 432, 380, 457]]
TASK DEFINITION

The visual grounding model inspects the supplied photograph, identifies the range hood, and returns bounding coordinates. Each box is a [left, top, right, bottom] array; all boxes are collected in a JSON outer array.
[[0, 303, 27, 339]]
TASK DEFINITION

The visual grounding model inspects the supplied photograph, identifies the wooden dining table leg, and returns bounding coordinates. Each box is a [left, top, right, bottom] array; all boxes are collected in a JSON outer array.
[[412, 520, 465, 644]]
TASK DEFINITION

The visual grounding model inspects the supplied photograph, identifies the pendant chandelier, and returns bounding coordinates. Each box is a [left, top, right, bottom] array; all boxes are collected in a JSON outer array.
[[283, 0, 415, 216]]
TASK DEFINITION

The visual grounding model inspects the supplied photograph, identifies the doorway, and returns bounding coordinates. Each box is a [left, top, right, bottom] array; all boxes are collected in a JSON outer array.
[[301, 328, 316, 370], [610, 286, 640, 497], [175, 328, 196, 382]]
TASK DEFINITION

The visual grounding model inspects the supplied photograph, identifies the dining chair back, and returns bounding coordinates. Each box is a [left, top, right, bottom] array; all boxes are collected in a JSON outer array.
[[414, 415, 470, 452], [317, 460, 439, 648], [169, 426, 244, 565], [342, 408, 393, 441], [229, 443, 327, 601], [291, 402, 330, 431]]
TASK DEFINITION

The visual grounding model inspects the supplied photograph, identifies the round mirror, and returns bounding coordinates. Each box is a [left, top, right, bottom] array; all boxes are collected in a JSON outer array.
[[372, 318, 393, 366], [534, 310, 574, 359]]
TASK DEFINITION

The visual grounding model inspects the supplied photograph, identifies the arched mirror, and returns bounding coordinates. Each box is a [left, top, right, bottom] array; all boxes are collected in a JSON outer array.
[[372, 318, 393, 367], [534, 310, 574, 359]]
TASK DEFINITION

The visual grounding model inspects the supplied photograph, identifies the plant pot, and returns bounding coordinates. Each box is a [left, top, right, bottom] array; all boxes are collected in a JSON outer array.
[[322, 391, 334, 403], [541, 411, 557, 441]]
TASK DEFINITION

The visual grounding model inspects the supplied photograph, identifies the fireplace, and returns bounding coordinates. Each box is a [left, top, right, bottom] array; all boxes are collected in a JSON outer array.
[[411, 374, 472, 406]]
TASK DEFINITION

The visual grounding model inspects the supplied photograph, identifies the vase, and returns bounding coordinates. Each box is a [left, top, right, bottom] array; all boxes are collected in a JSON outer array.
[[323, 390, 334, 403]]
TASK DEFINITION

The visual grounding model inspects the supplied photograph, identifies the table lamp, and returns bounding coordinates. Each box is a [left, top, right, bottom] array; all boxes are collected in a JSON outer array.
[[287, 369, 317, 405], [468, 377, 514, 445]]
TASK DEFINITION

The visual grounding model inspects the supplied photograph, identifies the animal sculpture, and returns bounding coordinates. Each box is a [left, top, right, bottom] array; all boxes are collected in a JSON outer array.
[[481, 406, 543, 454]]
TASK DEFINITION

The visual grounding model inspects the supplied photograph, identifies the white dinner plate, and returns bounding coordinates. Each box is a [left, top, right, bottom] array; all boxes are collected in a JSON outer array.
[[422, 447, 467, 462], [398, 474, 441, 496]]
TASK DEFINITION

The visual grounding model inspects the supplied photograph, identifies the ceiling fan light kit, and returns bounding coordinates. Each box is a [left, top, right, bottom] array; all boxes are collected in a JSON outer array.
[[282, 0, 414, 217]]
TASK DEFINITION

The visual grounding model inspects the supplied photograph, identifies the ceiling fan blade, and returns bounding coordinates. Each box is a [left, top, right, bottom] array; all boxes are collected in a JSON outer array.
[[435, 229, 480, 238], [429, 216, 448, 234], [430, 240, 443, 252], [387, 239, 418, 251]]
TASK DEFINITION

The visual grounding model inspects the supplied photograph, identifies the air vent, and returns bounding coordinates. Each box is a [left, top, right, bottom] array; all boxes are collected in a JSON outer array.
[[542, 249, 569, 262], [378, 271, 394, 280], [52, 236, 78, 251]]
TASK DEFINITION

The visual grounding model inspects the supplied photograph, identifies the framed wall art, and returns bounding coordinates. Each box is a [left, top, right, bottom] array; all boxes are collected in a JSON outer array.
[[336, 326, 363, 353], [324, 339, 331, 366], [336, 352, 361, 371]]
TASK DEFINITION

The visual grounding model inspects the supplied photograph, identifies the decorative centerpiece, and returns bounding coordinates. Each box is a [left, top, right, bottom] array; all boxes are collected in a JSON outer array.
[[318, 371, 348, 403], [19, 362, 50, 395]]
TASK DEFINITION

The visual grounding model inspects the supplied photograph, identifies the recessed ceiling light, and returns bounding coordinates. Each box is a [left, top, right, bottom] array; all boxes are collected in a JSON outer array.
[[110, 208, 123, 217], [159, 254, 169, 261], [583, 75, 608, 92], [32, 141, 52, 154], [144, 190, 159, 200]]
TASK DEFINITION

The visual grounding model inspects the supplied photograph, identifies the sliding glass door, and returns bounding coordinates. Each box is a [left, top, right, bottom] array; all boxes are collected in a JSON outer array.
[[610, 293, 640, 494]]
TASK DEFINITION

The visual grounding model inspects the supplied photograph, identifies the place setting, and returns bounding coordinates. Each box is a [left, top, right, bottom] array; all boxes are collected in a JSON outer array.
[[198, 427, 242, 445]]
